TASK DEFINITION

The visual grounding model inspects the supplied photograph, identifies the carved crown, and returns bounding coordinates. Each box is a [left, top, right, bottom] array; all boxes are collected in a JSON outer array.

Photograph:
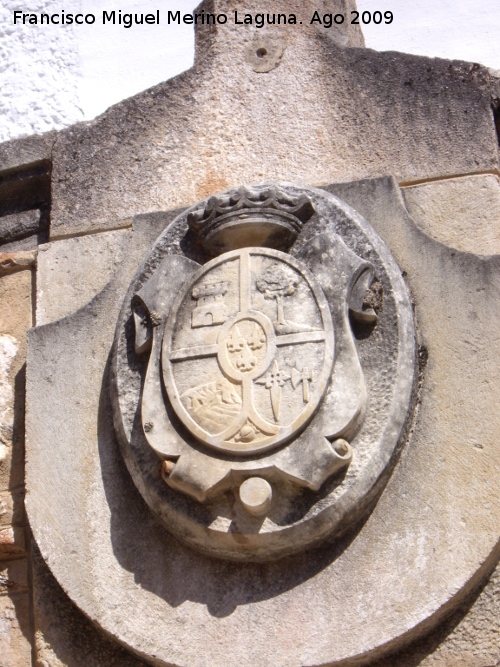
[[187, 184, 315, 255]]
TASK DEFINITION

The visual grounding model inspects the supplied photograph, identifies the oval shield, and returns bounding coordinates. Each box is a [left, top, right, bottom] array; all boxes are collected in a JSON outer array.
[[162, 248, 334, 454]]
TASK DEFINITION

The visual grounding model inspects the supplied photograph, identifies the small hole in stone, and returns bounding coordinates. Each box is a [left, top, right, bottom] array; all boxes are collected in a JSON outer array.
[[256, 48, 267, 59]]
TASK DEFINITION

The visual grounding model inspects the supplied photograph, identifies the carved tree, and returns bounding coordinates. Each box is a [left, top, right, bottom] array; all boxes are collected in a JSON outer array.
[[256, 266, 299, 325]]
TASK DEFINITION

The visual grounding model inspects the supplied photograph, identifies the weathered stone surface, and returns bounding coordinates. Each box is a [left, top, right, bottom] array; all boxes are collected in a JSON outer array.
[[32, 547, 146, 667], [0, 559, 32, 667], [374, 559, 500, 667], [0, 271, 33, 351], [0, 337, 26, 494], [0, 589, 33, 667], [0, 270, 32, 492], [0, 209, 41, 248], [194, 0, 365, 60], [0, 250, 37, 275], [0, 335, 18, 480], [0, 163, 51, 245], [0, 527, 26, 558], [0, 265, 32, 664], [26, 177, 500, 666], [36, 229, 130, 325], [402, 174, 500, 256], [0, 559, 29, 593], [0, 489, 25, 528], [0, 131, 55, 174], [50, 0, 498, 236], [490, 68, 500, 99], [245, 34, 287, 73], [0, 233, 43, 253]]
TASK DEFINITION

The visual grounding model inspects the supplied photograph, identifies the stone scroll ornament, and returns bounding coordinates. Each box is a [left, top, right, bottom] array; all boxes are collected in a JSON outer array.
[[111, 182, 416, 561]]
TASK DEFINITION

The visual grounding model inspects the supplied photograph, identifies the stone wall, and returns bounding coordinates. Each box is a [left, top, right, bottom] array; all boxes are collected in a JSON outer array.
[[1, 0, 499, 664]]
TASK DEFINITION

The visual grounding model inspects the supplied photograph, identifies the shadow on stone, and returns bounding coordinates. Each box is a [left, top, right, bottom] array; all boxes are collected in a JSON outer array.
[[2, 362, 33, 659], [371, 563, 500, 667], [11, 363, 26, 494], [31, 543, 146, 667], [97, 356, 370, 618]]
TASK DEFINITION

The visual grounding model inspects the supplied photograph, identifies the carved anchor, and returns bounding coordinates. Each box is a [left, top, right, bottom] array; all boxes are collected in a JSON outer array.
[[291, 366, 314, 403]]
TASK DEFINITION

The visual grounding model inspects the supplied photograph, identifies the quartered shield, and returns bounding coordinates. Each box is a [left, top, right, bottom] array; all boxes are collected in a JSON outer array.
[[162, 248, 334, 455]]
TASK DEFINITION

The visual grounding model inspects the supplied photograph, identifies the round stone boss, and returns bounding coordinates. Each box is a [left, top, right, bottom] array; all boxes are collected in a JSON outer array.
[[111, 182, 416, 563]]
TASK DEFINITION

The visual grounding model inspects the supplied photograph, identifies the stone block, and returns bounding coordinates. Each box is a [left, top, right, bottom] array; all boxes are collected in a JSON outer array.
[[0, 334, 17, 484], [50, 2, 498, 236], [0, 234, 42, 253], [0, 445, 25, 496], [0, 209, 42, 248], [402, 174, 500, 256], [0, 560, 31, 667], [373, 559, 500, 666], [36, 229, 130, 325], [0, 251, 37, 275], [0, 335, 25, 492], [0, 489, 25, 528], [0, 269, 32, 358], [490, 68, 500, 100], [32, 545, 147, 667], [0, 589, 33, 667], [26, 178, 500, 666], [0, 131, 55, 174], [0, 559, 29, 592], [0, 527, 26, 558], [0, 270, 32, 492], [0, 166, 50, 237]]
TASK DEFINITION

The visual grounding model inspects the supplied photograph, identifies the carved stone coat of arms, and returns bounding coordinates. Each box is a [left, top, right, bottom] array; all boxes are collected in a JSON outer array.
[[111, 182, 415, 561]]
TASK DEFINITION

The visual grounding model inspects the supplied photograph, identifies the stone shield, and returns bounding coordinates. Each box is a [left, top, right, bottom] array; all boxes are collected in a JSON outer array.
[[111, 182, 416, 562], [162, 248, 334, 455]]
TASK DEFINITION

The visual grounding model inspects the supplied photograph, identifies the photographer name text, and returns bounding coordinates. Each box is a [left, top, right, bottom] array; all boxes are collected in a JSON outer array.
[[13, 9, 394, 29]]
